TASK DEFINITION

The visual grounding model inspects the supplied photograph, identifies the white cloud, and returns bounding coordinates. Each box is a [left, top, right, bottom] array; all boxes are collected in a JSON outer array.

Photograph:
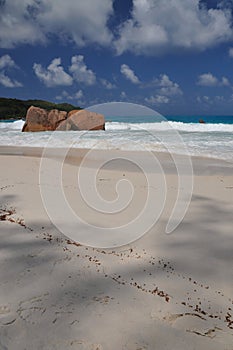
[[55, 90, 69, 100], [101, 79, 116, 89], [33, 58, 73, 87], [0, 1, 46, 48], [71, 90, 85, 104], [203, 96, 210, 102], [145, 95, 169, 105], [198, 94, 226, 104], [0, 0, 113, 49], [1, 0, 233, 57], [0, 72, 22, 87], [156, 74, 182, 96], [221, 77, 230, 86], [215, 95, 224, 101], [34, 55, 97, 87], [197, 95, 212, 104], [114, 0, 233, 55], [0, 54, 22, 87], [69, 55, 96, 86], [0, 54, 17, 69], [145, 74, 181, 105], [197, 73, 230, 86], [229, 47, 233, 57], [120, 91, 127, 99], [74, 90, 84, 99], [120, 64, 140, 84], [55, 89, 84, 104], [197, 73, 218, 86]]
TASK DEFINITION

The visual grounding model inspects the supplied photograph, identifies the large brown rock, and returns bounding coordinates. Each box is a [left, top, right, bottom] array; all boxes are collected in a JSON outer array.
[[22, 106, 105, 132], [22, 106, 67, 132], [58, 110, 105, 131]]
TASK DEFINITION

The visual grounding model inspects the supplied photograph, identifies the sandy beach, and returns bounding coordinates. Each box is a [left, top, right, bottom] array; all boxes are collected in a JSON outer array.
[[0, 146, 233, 349]]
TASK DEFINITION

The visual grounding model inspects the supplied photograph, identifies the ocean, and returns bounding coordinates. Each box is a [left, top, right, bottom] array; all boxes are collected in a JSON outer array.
[[1, 115, 233, 162]]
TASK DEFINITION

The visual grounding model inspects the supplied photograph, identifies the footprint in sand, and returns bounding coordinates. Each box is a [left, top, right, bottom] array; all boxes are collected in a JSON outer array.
[[0, 305, 10, 315], [70, 340, 103, 349], [17, 295, 48, 325], [161, 312, 227, 340], [0, 305, 17, 325], [123, 341, 148, 350]]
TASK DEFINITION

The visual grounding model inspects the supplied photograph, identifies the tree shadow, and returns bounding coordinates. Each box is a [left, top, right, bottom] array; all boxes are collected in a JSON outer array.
[[1, 193, 233, 349]]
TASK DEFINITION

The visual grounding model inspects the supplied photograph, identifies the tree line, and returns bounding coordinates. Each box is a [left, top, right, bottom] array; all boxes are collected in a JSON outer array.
[[0, 97, 81, 120]]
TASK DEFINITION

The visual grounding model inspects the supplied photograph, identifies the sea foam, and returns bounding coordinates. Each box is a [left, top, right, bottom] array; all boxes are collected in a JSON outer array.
[[1, 119, 233, 133], [105, 121, 233, 132], [0, 119, 233, 161]]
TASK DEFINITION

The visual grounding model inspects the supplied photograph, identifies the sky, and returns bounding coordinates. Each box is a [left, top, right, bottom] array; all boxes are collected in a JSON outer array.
[[1, 0, 233, 116]]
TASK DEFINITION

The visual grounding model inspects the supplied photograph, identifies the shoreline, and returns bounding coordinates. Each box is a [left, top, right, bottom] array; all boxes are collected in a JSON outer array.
[[0, 145, 233, 175]]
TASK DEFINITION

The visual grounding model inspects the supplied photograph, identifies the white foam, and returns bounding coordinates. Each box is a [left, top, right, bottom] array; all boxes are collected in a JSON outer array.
[[0, 119, 24, 130], [2, 119, 233, 133], [1, 120, 233, 161], [105, 121, 233, 132]]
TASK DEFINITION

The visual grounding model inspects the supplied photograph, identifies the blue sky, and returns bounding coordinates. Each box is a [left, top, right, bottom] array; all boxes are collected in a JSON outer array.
[[1, 0, 233, 116]]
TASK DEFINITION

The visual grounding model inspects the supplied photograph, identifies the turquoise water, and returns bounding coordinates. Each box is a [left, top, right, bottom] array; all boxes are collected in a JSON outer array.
[[2, 115, 233, 124], [167, 115, 233, 124], [105, 115, 233, 124]]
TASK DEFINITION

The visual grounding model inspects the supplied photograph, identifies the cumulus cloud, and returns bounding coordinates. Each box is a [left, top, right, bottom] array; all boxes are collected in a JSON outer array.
[[197, 73, 230, 86], [33, 55, 97, 87], [55, 90, 69, 100], [0, 1, 45, 48], [145, 74, 181, 105], [0, 54, 17, 69], [197, 95, 212, 104], [74, 90, 84, 100], [120, 64, 140, 84], [0, 0, 113, 48], [114, 0, 233, 55], [1, 1, 233, 56], [197, 73, 218, 86], [73, 90, 85, 105], [69, 55, 96, 86], [221, 76, 230, 86], [0, 54, 22, 87], [56, 90, 84, 101], [0, 72, 22, 88], [155, 74, 182, 96], [145, 95, 169, 105], [33, 58, 73, 87], [101, 79, 116, 89]]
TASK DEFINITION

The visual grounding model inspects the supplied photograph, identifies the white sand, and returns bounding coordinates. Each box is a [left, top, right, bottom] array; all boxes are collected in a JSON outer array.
[[0, 147, 233, 349]]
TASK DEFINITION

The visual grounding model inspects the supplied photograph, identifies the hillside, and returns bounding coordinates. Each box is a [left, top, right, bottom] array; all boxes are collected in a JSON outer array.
[[0, 98, 81, 120]]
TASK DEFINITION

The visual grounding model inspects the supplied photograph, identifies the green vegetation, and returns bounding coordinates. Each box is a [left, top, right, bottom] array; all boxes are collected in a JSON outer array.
[[0, 98, 81, 120]]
